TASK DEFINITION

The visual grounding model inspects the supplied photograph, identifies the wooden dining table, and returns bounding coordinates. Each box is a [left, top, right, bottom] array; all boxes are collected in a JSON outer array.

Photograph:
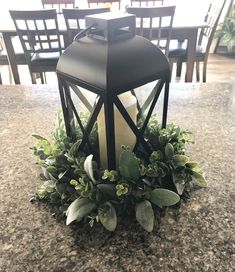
[[0, 10, 207, 84]]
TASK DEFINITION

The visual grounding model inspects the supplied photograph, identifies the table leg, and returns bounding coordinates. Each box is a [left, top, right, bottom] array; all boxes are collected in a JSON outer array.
[[2, 32, 21, 84], [185, 28, 198, 82]]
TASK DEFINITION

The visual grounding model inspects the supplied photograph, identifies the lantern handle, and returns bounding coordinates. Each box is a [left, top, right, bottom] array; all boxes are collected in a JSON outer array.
[[73, 23, 97, 42]]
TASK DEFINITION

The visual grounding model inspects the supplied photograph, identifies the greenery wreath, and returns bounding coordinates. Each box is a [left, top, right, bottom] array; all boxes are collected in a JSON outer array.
[[32, 111, 207, 232]]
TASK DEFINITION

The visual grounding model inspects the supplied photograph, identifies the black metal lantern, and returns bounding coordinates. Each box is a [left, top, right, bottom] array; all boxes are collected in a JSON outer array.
[[56, 12, 170, 170]]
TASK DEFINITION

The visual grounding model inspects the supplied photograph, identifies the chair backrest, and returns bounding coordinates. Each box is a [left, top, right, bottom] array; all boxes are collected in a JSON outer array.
[[87, 0, 121, 10], [198, 0, 227, 53], [41, 0, 75, 14], [0, 34, 4, 52], [126, 6, 175, 57], [63, 7, 110, 43], [130, 0, 164, 7], [9, 9, 63, 64]]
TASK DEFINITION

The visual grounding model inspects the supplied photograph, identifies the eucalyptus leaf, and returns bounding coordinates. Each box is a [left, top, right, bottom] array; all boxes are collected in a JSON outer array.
[[98, 202, 117, 232], [119, 150, 140, 180], [165, 143, 174, 159], [84, 154, 95, 182], [66, 198, 96, 225], [135, 200, 154, 232], [192, 172, 207, 187], [149, 188, 180, 208], [172, 155, 189, 167]]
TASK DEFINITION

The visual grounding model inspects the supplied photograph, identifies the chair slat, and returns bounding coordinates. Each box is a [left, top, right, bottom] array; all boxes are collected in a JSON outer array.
[[62, 8, 110, 44], [10, 9, 64, 84], [131, 0, 164, 8], [41, 0, 75, 14], [126, 6, 176, 57]]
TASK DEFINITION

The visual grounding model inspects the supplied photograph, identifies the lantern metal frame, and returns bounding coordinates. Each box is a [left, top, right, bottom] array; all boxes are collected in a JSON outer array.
[[57, 12, 170, 170]]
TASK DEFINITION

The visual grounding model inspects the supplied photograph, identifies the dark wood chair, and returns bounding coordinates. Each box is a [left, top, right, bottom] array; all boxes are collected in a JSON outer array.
[[41, 0, 75, 14], [130, 0, 164, 7], [168, 0, 227, 82], [87, 0, 121, 10], [126, 6, 175, 57], [63, 7, 110, 44], [0, 34, 13, 84], [9, 9, 64, 84]]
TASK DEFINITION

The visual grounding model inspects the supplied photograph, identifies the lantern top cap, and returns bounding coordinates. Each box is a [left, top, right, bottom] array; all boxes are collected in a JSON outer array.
[[85, 12, 136, 41]]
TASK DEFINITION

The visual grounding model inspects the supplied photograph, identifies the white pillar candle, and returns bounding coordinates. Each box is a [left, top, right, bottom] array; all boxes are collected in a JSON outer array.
[[97, 93, 137, 169]]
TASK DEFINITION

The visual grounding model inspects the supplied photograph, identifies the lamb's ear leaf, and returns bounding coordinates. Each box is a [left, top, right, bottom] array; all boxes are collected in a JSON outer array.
[[165, 143, 174, 159], [149, 188, 180, 208], [173, 174, 185, 195], [119, 150, 140, 180], [175, 182, 185, 195], [84, 154, 95, 182], [98, 202, 117, 232], [66, 198, 96, 225], [135, 200, 154, 232], [97, 184, 117, 198], [172, 155, 189, 167], [192, 172, 207, 187]]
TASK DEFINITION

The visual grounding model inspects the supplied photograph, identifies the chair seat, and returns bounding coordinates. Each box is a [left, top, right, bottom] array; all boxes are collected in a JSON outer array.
[[169, 41, 205, 59], [30, 52, 60, 67]]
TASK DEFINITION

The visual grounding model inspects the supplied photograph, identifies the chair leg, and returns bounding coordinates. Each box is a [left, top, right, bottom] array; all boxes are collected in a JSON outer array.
[[203, 59, 208, 83], [44, 73, 47, 84], [0, 72, 2, 84], [196, 61, 200, 82], [8, 66, 13, 84], [30, 72, 37, 84], [40, 72, 45, 84], [176, 60, 182, 77]]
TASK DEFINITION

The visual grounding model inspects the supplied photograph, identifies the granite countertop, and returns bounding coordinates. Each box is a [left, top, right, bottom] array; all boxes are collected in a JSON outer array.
[[0, 83, 234, 272]]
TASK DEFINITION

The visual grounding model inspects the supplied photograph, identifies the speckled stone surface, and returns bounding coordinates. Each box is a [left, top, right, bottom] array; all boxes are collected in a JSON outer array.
[[0, 83, 234, 272]]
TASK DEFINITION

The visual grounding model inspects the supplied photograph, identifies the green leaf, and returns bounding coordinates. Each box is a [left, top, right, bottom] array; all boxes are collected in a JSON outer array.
[[68, 140, 81, 157], [172, 155, 189, 167], [135, 200, 154, 232], [41, 166, 50, 180], [58, 170, 67, 180], [98, 202, 117, 232], [192, 172, 207, 187], [36, 180, 55, 199], [56, 182, 67, 195], [97, 184, 117, 198], [149, 188, 180, 208], [186, 161, 199, 169], [46, 166, 57, 174], [175, 182, 185, 195], [66, 198, 96, 225], [84, 154, 95, 182], [32, 134, 47, 141], [165, 143, 174, 159], [119, 150, 140, 180]]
